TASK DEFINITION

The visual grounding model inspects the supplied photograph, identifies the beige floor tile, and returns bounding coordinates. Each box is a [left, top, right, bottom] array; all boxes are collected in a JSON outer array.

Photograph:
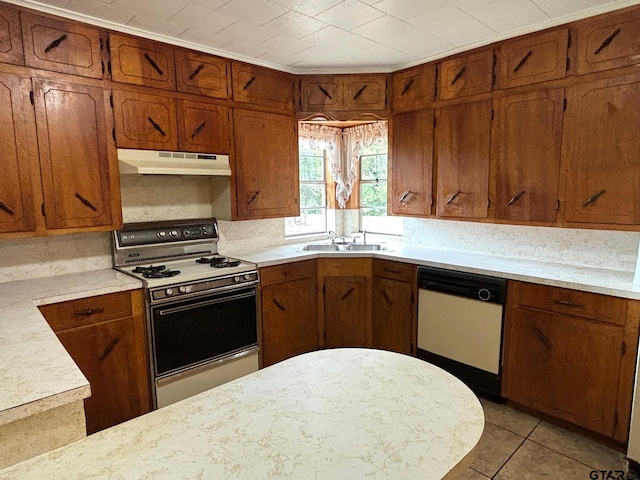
[[470, 422, 525, 477], [455, 467, 491, 479], [479, 398, 540, 437], [528, 421, 627, 471], [494, 440, 594, 480]]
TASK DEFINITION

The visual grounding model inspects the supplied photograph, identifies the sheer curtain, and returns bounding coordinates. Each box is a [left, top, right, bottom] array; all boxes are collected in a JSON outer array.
[[299, 121, 388, 209]]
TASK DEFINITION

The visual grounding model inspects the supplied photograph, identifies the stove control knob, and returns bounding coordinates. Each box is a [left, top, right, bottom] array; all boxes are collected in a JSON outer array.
[[165, 288, 174, 296], [178, 286, 187, 294], [170, 230, 178, 237], [158, 231, 166, 238], [243, 274, 252, 281], [234, 276, 240, 283]]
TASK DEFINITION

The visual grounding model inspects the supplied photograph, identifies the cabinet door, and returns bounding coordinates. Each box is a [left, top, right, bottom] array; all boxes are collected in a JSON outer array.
[[112, 89, 178, 151], [392, 64, 436, 112], [438, 50, 494, 100], [390, 109, 434, 216], [233, 109, 299, 219], [33, 78, 114, 230], [496, 29, 568, 89], [231, 62, 295, 111], [0, 72, 37, 235], [506, 306, 623, 437], [0, 5, 23, 65], [372, 276, 413, 355], [177, 100, 230, 154], [436, 99, 492, 218], [261, 276, 318, 367], [21, 12, 103, 79], [341, 74, 387, 111], [175, 49, 230, 99], [109, 33, 176, 90], [573, 7, 640, 75], [299, 75, 340, 112], [493, 89, 564, 222], [562, 73, 640, 225], [324, 276, 370, 347]]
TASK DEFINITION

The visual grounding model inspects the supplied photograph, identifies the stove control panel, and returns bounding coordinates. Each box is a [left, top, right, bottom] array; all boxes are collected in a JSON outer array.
[[117, 221, 218, 247], [150, 271, 259, 302]]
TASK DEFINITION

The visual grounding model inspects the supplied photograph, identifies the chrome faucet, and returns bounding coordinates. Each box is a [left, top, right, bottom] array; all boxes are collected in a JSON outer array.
[[361, 230, 367, 244], [328, 230, 345, 244]]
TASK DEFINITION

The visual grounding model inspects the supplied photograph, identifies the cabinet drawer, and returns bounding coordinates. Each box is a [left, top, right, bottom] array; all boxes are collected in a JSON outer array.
[[438, 50, 494, 100], [513, 282, 626, 326], [21, 12, 103, 79], [373, 259, 414, 283], [260, 260, 316, 287], [39, 290, 134, 331]]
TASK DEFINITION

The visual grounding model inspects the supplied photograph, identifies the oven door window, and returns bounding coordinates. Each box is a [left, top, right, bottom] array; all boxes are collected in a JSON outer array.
[[151, 288, 257, 377]]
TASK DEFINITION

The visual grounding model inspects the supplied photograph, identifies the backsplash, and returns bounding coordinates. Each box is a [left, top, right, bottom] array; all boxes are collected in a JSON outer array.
[[404, 218, 640, 272]]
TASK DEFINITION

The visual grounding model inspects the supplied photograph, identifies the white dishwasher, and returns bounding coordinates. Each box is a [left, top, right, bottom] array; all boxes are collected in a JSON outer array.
[[417, 266, 507, 400]]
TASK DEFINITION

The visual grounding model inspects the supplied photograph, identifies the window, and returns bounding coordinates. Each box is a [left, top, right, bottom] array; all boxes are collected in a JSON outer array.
[[284, 139, 327, 236], [359, 142, 403, 235]]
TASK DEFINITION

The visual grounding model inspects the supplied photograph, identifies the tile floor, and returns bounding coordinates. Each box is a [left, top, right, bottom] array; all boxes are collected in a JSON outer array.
[[459, 398, 629, 479]]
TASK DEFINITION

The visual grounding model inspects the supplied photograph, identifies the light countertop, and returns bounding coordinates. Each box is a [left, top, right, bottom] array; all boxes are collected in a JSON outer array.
[[0, 349, 484, 480], [0, 270, 142, 427]]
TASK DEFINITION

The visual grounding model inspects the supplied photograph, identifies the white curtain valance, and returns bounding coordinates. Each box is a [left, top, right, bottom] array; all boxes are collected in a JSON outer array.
[[299, 121, 387, 209]]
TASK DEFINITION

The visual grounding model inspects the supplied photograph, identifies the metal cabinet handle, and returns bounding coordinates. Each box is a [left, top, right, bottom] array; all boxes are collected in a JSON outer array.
[[147, 116, 167, 136], [447, 190, 461, 204], [73, 307, 105, 317], [44, 34, 67, 53], [243, 76, 256, 90], [506, 190, 525, 206], [381, 290, 393, 306], [594, 28, 621, 55], [384, 268, 401, 274], [341, 287, 355, 300], [398, 190, 413, 204], [272, 298, 286, 312], [247, 191, 260, 205], [352, 85, 367, 100], [191, 122, 206, 139], [0, 201, 15, 216], [99, 337, 120, 362], [400, 78, 414, 96], [532, 325, 551, 350], [450, 66, 466, 85], [143, 53, 164, 75], [318, 85, 333, 100], [189, 64, 204, 80], [582, 189, 606, 207], [513, 50, 533, 73], [552, 299, 583, 308], [75, 193, 98, 212]]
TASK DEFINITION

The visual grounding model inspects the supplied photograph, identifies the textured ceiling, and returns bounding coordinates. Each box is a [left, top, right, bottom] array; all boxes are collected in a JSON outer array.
[[8, 0, 640, 73]]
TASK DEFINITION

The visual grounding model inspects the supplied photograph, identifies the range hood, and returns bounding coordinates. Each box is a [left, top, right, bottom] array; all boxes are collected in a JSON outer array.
[[117, 149, 231, 176]]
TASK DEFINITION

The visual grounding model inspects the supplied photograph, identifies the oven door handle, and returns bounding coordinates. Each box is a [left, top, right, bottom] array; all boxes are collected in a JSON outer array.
[[156, 291, 256, 316]]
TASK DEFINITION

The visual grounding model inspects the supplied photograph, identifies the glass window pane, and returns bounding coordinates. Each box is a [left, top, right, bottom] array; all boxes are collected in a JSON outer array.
[[285, 208, 326, 235], [300, 184, 326, 208], [360, 181, 387, 208], [300, 155, 324, 181], [360, 154, 387, 181]]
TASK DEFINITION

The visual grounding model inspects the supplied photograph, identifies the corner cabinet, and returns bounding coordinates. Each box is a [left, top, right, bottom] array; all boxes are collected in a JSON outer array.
[[502, 282, 640, 443], [232, 109, 299, 219], [38, 290, 151, 435], [259, 260, 318, 367]]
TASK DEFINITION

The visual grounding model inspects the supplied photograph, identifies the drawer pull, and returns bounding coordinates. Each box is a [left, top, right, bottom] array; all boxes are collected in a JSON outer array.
[[147, 116, 167, 137], [398, 190, 413, 204], [99, 337, 120, 362], [247, 191, 260, 205], [191, 121, 206, 139], [384, 268, 401, 274], [553, 299, 583, 308], [341, 287, 355, 301], [381, 290, 393, 306], [506, 190, 525, 206], [532, 326, 551, 350], [143, 53, 164, 75], [447, 190, 461, 204], [400, 78, 414, 96], [594, 28, 621, 55], [450, 66, 466, 85], [44, 34, 67, 53], [243, 76, 256, 90], [73, 307, 105, 317], [318, 85, 333, 100], [512, 50, 533, 73], [272, 298, 286, 312], [0, 201, 15, 216], [189, 64, 205, 80], [582, 189, 606, 207], [352, 84, 367, 100], [75, 193, 98, 212]]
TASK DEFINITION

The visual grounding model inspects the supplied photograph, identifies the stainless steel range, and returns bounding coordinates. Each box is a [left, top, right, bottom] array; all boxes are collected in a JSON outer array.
[[112, 218, 259, 409]]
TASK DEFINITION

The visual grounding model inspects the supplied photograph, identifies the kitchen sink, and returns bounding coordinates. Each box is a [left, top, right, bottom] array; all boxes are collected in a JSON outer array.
[[344, 244, 382, 251], [301, 244, 341, 251], [301, 243, 387, 252]]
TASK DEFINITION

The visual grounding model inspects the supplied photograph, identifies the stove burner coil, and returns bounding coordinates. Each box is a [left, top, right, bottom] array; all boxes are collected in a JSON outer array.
[[132, 265, 181, 278], [196, 257, 241, 268]]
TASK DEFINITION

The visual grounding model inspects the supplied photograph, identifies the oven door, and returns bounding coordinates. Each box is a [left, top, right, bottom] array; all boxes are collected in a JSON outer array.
[[150, 285, 258, 379]]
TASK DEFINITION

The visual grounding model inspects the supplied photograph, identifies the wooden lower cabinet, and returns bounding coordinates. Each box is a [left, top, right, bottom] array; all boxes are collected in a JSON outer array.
[[371, 259, 416, 355], [259, 260, 318, 367], [39, 290, 151, 435], [502, 281, 640, 443]]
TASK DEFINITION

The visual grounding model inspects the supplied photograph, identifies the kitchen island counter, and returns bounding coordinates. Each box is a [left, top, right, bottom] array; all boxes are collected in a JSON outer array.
[[0, 348, 484, 480]]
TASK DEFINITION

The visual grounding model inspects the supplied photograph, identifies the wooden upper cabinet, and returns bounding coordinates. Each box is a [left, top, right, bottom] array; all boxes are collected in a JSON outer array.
[[0, 71, 37, 235], [438, 50, 494, 100], [112, 89, 178, 151], [0, 5, 24, 65], [390, 109, 434, 216], [493, 89, 564, 223], [436, 99, 492, 218], [299, 75, 340, 112], [231, 62, 295, 111], [109, 33, 176, 90], [21, 12, 103, 79], [232, 109, 298, 219], [573, 6, 640, 75], [177, 100, 230, 153], [175, 49, 230, 99], [341, 74, 387, 111], [33, 78, 115, 230], [496, 29, 568, 89], [392, 64, 436, 112], [562, 73, 640, 225]]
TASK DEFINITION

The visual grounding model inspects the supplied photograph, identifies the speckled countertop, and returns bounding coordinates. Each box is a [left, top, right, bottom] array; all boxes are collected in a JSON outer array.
[[0, 270, 142, 426], [0, 349, 484, 480]]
